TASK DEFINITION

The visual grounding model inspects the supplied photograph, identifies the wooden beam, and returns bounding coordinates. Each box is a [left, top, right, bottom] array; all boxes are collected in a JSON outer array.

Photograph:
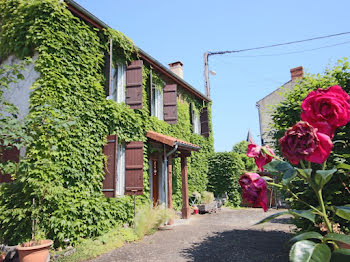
[[167, 156, 174, 225], [181, 155, 190, 219]]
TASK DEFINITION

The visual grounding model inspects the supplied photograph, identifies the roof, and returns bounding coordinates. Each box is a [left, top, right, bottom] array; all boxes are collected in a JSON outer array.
[[256, 80, 294, 104], [146, 131, 200, 152], [65, 0, 210, 103]]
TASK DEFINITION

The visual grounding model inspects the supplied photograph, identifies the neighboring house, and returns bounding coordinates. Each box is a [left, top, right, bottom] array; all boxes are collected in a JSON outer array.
[[0, 0, 212, 222], [256, 66, 304, 146]]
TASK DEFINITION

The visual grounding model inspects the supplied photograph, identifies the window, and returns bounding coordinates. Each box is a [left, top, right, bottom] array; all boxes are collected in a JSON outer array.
[[192, 110, 201, 135], [151, 84, 163, 120], [116, 143, 125, 196], [110, 63, 126, 103]]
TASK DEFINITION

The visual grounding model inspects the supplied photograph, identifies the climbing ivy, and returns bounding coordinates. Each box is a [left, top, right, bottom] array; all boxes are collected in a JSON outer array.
[[0, 0, 214, 247]]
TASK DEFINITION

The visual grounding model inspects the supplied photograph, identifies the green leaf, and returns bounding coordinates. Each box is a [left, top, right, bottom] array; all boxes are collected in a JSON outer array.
[[283, 168, 298, 185], [330, 248, 350, 262], [296, 168, 312, 179], [324, 233, 350, 246], [337, 163, 350, 170], [289, 232, 323, 244], [334, 206, 350, 221], [290, 210, 316, 223], [255, 211, 289, 225], [314, 168, 337, 190], [290, 240, 331, 262]]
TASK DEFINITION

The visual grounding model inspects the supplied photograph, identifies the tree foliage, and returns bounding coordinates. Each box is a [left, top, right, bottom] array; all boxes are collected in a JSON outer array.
[[207, 152, 245, 206]]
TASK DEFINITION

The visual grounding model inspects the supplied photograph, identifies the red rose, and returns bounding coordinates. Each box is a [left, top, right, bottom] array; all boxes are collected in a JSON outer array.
[[239, 172, 268, 212], [247, 143, 274, 171], [279, 121, 333, 165], [301, 85, 350, 137]]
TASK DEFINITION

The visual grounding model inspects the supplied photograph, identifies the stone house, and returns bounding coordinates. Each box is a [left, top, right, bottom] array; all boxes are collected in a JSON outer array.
[[256, 66, 304, 146]]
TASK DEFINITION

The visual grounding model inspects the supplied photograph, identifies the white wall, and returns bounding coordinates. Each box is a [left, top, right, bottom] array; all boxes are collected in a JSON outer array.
[[2, 54, 40, 120]]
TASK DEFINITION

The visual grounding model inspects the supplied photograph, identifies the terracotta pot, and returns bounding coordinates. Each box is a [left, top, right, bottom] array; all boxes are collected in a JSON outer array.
[[17, 239, 53, 262], [0, 252, 6, 262]]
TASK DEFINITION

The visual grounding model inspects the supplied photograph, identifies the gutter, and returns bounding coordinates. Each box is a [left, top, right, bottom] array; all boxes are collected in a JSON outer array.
[[166, 142, 179, 157], [176, 141, 201, 152]]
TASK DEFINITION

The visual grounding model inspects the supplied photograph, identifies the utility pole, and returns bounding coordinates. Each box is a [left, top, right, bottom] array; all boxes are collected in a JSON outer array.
[[204, 52, 210, 98]]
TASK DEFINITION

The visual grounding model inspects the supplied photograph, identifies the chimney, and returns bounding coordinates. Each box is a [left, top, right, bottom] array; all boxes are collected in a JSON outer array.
[[290, 66, 304, 81], [169, 61, 183, 79]]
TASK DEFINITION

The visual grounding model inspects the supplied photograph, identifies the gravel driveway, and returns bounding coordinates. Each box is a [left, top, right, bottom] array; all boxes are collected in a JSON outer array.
[[88, 208, 295, 262]]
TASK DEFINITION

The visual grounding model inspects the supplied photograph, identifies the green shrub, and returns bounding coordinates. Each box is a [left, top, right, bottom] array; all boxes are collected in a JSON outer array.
[[207, 152, 245, 207]]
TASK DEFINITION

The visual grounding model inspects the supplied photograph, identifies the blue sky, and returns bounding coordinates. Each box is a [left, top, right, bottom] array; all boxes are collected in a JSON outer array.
[[74, 0, 350, 152]]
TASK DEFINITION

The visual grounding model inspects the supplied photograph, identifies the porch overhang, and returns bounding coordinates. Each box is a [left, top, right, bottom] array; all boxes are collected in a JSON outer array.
[[146, 130, 200, 153], [146, 130, 199, 220]]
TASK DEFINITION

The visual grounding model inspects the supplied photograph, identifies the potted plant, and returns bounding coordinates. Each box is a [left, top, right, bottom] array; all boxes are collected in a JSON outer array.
[[16, 198, 53, 262], [197, 191, 216, 214], [0, 251, 6, 262]]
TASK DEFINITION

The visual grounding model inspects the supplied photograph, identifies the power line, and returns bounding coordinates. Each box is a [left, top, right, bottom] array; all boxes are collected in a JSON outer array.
[[208, 31, 350, 56], [228, 40, 350, 58]]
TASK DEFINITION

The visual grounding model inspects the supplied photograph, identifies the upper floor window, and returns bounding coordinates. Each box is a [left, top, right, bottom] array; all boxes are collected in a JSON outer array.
[[191, 104, 201, 134], [151, 84, 163, 120], [192, 110, 201, 135], [110, 63, 126, 103]]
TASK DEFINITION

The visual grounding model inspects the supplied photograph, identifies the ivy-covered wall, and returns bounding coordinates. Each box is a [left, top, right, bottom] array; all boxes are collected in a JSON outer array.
[[0, 0, 213, 247]]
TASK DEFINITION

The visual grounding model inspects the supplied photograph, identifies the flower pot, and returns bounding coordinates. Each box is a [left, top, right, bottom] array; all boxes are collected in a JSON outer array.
[[17, 240, 53, 262], [0, 252, 5, 262]]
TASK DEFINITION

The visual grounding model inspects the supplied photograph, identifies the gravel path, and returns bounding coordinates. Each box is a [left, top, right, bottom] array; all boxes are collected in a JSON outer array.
[[88, 208, 295, 262]]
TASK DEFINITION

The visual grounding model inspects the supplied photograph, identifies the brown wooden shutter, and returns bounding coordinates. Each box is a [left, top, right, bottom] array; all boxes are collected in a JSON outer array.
[[126, 60, 143, 109], [104, 39, 113, 96], [0, 146, 19, 183], [102, 135, 117, 197], [200, 107, 209, 137], [163, 84, 177, 124], [149, 69, 153, 115], [125, 141, 143, 195]]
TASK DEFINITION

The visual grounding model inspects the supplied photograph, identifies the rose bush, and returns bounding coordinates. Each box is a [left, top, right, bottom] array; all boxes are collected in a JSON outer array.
[[238, 172, 268, 211], [241, 85, 350, 261], [279, 121, 333, 165], [301, 85, 350, 138]]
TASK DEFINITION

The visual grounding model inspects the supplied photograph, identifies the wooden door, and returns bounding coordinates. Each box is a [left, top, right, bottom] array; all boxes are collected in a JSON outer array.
[[152, 159, 159, 206]]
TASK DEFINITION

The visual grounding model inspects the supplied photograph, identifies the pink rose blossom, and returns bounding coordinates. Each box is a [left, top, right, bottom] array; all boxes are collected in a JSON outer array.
[[239, 172, 268, 212], [279, 121, 333, 165], [247, 143, 274, 171], [301, 85, 350, 137]]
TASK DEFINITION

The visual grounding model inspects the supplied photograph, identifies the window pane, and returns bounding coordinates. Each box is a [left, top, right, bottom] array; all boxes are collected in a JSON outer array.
[[116, 143, 125, 196], [116, 64, 126, 103]]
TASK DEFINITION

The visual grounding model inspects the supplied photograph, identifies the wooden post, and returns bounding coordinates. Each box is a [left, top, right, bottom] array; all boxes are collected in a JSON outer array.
[[204, 52, 210, 98], [181, 155, 190, 219], [167, 156, 174, 225]]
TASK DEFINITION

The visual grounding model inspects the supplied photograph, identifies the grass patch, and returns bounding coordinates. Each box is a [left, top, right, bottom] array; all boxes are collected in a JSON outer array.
[[57, 226, 138, 262], [135, 205, 177, 239]]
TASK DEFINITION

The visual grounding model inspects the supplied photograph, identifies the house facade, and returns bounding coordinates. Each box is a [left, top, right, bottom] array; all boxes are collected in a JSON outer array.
[[0, 0, 213, 246], [256, 66, 304, 146]]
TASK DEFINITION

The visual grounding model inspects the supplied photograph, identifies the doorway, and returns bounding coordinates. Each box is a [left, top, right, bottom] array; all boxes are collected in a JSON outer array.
[[152, 159, 159, 206]]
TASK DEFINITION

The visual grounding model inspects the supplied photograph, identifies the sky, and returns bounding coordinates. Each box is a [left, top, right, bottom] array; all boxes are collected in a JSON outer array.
[[74, 0, 350, 152]]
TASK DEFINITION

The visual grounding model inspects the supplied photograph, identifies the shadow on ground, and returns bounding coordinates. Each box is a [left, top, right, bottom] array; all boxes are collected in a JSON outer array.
[[181, 229, 292, 262]]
